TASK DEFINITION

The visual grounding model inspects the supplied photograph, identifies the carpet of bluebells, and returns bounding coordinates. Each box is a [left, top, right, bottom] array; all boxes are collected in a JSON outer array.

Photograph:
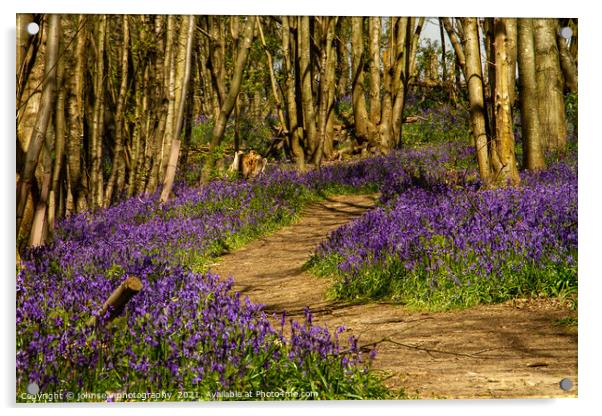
[[310, 146, 578, 309], [16, 160, 394, 402]]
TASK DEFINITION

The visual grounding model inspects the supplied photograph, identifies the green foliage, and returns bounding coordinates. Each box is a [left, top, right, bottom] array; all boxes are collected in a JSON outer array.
[[310, 250, 578, 312]]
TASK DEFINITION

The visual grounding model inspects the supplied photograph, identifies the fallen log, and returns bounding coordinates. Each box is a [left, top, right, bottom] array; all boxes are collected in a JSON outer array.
[[87, 275, 143, 326]]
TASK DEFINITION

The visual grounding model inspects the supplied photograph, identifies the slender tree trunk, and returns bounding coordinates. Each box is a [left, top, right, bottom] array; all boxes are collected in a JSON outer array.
[[200, 17, 255, 184], [89, 16, 107, 210], [518, 18, 546, 171], [298, 16, 318, 158], [461, 17, 490, 185], [335, 18, 350, 97], [257, 17, 287, 135], [104, 15, 130, 207], [16, 14, 59, 241], [160, 15, 195, 202], [492, 18, 520, 186], [368, 17, 381, 127], [439, 19, 447, 82], [314, 17, 337, 166], [441, 17, 466, 73], [66, 15, 87, 214], [391, 17, 410, 147], [47, 48, 66, 236], [534, 18, 567, 152], [282, 16, 305, 169], [351, 17, 374, 145], [504, 18, 518, 107], [378, 18, 395, 150], [160, 15, 176, 182]]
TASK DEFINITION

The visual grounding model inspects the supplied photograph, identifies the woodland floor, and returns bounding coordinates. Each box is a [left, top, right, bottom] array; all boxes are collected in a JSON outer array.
[[209, 194, 578, 399]]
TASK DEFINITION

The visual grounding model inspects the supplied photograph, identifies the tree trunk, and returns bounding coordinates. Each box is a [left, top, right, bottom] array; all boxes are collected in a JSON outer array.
[[282, 16, 305, 169], [159, 15, 177, 184], [504, 18, 518, 107], [556, 22, 578, 93], [160, 15, 195, 202], [461, 17, 490, 185], [104, 15, 130, 207], [518, 18, 546, 171], [335, 18, 350, 97], [66, 15, 87, 214], [16, 14, 59, 241], [257, 17, 288, 136], [47, 47, 66, 236], [351, 17, 373, 145], [368, 17, 381, 127], [200, 17, 255, 184], [89, 16, 107, 210], [314, 17, 337, 166], [492, 18, 520, 186], [391, 17, 410, 148], [534, 18, 567, 152], [298, 16, 318, 158]]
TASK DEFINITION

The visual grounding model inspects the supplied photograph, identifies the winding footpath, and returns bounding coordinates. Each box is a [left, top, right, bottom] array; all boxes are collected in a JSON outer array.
[[210, 194, 578, 399]]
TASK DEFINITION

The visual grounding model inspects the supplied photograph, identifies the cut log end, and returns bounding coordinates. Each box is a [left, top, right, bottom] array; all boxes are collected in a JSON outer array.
[[87, 275, 143, 327]]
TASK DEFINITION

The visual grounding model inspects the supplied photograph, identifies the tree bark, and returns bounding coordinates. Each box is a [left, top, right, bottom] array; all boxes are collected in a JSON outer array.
[[534, 18, 567, 152], [104, 15, 130, 207], [16, 14, 59, 241], [298, 16, 318, 158], [492, 18, 520, 186], [200, 17, 255, 184], [47, 47, 66, 236], [518, 18, 545, 171], [160, 15, 195, 202], [66, 15, 87, 214], [257, 17, 288, 136], [282, 16, 305, 169], [314, 17, 337, 166], [368, 17, 381, 127], [351, 17, 374, 145], [461, 18, 491, 185]]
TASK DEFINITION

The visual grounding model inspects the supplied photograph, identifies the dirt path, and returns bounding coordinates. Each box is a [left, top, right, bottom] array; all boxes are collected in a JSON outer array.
[[210, 194, 578, 399]]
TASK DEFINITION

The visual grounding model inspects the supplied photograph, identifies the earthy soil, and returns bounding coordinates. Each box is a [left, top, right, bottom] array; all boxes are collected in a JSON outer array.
[[210, 194, 578, 399]]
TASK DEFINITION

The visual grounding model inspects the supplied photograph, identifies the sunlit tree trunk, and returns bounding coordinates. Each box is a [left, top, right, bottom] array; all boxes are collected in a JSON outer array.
[[257, 17, 287, 137], [104, 15, 130, 207], [492, 18, 520, 186], [282, 16, 305, 169], [159, 15, 176, 183], [518, 18, 545, 171], [314, 17, 337, 166], [504, 18, 518, 107], [160, 15, 195, 202], [66, 15, 87, 213], [17, 14, 59, 241], [89, 16, 107, 209], [200, 17, 255, 184], [461, 17, 490, 185], [534, 18, 567, 152], [351, 17, 374, 145], [368, 17, 381, 127], [298, 16, 318, 158], [47, 47, 66, 235]]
